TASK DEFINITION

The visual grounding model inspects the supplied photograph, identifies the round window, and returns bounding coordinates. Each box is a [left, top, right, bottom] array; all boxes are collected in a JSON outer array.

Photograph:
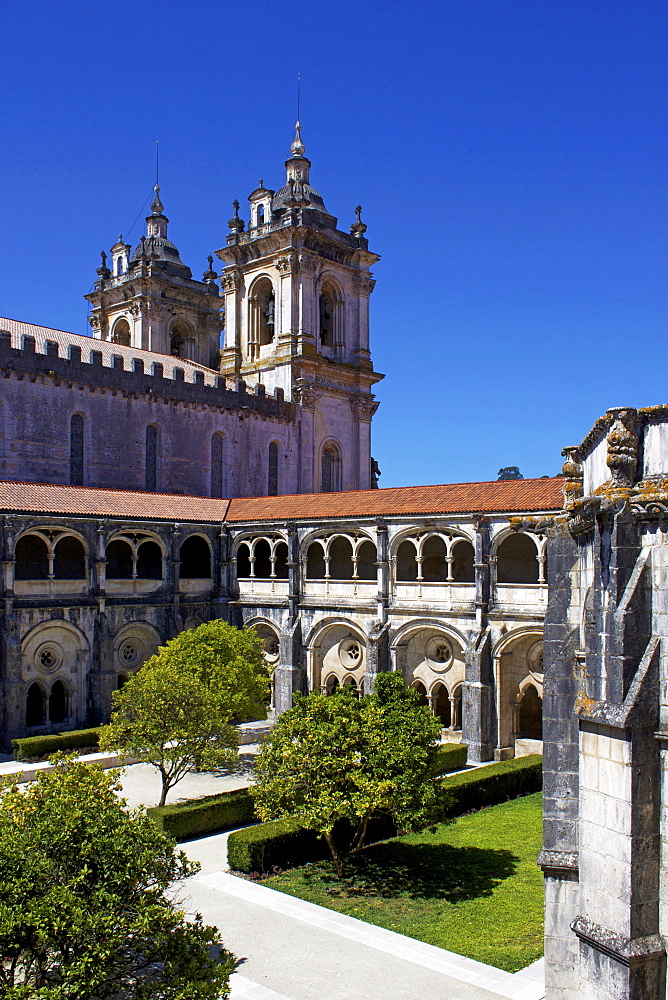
[[263, 635, 280, 663], [339, 637, 363, 669], [119, 640, 141, 668], [35, 643, 62, 672], [426, 637, 453, 671]]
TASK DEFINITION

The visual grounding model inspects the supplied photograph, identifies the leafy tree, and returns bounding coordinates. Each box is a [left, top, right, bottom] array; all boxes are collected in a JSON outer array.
[[0, 757, 235, 999], [145, 620, 271, 722], [100, 660, 240, 806], [100, 621, 271, 806], [252, 672, 442, 875]]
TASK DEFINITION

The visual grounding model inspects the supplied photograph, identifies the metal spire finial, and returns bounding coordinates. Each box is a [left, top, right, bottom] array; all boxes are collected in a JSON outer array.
[[290, 73, 305, 156]]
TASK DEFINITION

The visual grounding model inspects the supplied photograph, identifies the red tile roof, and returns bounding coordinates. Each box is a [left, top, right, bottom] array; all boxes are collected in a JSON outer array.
[[0, 481, 230, 523], [226, 477, 564, 521], [0, 477, 564, 525]]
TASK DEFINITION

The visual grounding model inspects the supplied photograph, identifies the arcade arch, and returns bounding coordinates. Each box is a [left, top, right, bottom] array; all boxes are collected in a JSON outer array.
[[307, 620, 367, 694], [493, 630, 544, 752]]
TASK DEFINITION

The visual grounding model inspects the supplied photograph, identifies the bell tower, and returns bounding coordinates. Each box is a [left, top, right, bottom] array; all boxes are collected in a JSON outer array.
[[216, 123, 383, 492], [86, 186, 223, 367]]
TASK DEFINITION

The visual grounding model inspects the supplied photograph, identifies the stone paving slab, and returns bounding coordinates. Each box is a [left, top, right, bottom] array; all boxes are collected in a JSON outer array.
[[176, 869, 544, 1000]]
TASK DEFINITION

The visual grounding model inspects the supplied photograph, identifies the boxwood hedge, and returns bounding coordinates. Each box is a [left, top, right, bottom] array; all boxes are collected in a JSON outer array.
[[12, 727, 102, 761], [227, 754, 542, 874], [147, 788, 257, 840]]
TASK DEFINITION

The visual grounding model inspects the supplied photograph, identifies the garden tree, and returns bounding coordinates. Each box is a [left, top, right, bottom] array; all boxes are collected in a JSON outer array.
[[100, 661, 240, 806], [252, 672, 443, 875], [145, 620, 270, 722], [0, 757, 235, 999]]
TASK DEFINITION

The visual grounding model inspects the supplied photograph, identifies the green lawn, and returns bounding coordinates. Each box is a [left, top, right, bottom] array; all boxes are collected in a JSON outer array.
[[262, 792, 543, 972]]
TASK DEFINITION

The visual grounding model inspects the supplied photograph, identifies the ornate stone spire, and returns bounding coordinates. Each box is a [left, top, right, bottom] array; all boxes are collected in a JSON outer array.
[[150, 183, 164, 215], [290, 120, 305, 157]]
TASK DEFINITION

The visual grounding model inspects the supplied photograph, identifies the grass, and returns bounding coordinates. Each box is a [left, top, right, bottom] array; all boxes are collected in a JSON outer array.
[[262, 792, 543, 972]]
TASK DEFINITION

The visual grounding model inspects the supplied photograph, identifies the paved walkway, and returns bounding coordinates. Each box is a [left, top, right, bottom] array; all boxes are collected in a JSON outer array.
[[175, 838, 545, 1000]]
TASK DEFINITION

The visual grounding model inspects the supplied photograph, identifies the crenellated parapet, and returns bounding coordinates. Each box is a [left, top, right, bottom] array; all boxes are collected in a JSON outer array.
[[0, 331, 295, 421]]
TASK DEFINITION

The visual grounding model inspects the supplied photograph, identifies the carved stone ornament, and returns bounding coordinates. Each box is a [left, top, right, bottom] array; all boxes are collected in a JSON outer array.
[[293, 379, 320, 409], [276, 254, 297, 274], [298, 253, 317, 273], [222, 269, 243, 292], [561, 446, 583, 507], [350, 394, 379, 420], [353, 273, 375, 295], [606, 407, 640, 488]]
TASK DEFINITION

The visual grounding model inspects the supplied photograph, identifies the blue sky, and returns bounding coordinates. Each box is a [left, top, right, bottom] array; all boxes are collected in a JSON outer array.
[[1, 1, 667, 488]]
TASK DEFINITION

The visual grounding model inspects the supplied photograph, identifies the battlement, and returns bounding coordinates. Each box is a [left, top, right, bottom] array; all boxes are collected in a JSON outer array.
[[0, 331, 294, 420]]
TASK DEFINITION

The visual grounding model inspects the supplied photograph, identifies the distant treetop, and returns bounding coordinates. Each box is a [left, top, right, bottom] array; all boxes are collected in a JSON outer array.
[[498, 466, 524, 481]]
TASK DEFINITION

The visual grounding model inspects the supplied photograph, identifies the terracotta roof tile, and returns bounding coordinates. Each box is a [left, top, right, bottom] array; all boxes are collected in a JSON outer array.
[[0, 477, 564, 525], [0, 481, 230, 523], [226, 478, 564, 522], [0, 316, 219, 385]]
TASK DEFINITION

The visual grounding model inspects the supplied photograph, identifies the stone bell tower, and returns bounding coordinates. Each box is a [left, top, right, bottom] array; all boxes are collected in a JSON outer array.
[[216, 123, 384, 493], [86, 185, 223, 367]]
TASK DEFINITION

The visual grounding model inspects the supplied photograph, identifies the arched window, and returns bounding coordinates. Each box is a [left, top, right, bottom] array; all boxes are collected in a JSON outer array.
[[329, 537, 354, 580], [432, 683, 451, 727], [452, 686, 463, 730], [26, 683, 45, 727], [111, 318, 131, 346], [411, 680, 429, 707], [145, 425, 158, 492], [496, 534, 539, 584], [170, 320, 193, 360], [356, 540, 377, 581], [396, 539, 418, 581], [324, 674, 339, 696], [451, 539, 475, 583], [257, 205, 265, 225], [136, 541, 162, 580], [422, 535, 447, 582], [306, 541, 326, 580], [70, 413, 84, 487], [211, 434, 226, 498], [237, 543, 252, 578], [253, 539, 272, 579], [106, 539, 133, 579], [268, 442, 279, 496], [248, 278, 275, 358], [321, 444, 341, 493], [518, 685, 543, 739], [49, 680, 67, 724], [53, 536, 86, 580], [274, 542, 289, 579], [179, 536, 211, 579], [15, 535, 49, 580], [319, 282, 342, 351]]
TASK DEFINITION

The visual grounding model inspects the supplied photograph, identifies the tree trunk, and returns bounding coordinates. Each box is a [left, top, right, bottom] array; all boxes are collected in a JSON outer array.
[[159, 771, 170, 807], [350, 814, 369, 855], [324, 830, 345, 878]]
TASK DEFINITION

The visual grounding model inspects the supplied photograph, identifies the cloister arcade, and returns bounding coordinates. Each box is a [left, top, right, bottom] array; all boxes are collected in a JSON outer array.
[[1, 510, 549, 755]]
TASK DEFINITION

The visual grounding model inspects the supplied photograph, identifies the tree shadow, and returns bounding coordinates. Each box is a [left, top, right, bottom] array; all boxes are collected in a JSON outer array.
[[300, 840, 518, 902]]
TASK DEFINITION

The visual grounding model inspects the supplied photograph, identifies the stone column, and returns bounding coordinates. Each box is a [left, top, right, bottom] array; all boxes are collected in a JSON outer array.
[[274, 616, 305, 716], [463, 517, 495, 762]]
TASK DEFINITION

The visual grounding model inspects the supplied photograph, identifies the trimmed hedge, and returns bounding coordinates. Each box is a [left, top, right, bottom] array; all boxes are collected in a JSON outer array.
[[12, 727, 102, 761], [227, 754, 542, 874], [227, 813, 397, 875], [436, 754, 543, 819], [430, 741, 468, 776], [147, 788, 256, 840]]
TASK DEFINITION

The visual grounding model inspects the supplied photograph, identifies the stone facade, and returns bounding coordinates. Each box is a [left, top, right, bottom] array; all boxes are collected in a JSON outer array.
[[542, 405, 668, 1000], [0, 123, 381, 499], [0, 478, 559, 750]]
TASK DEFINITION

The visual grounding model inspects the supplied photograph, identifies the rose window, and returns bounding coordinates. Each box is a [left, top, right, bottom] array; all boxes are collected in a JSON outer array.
[[339, 638, 363, 668], [426, 637, 453, 671], [263, 636, 280, 663], [120, 641, 141, 667], [35, 643, 62, 672]]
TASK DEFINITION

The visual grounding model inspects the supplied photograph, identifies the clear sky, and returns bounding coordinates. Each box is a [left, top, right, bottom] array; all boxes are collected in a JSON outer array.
[[1, 1, 667, 488]]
